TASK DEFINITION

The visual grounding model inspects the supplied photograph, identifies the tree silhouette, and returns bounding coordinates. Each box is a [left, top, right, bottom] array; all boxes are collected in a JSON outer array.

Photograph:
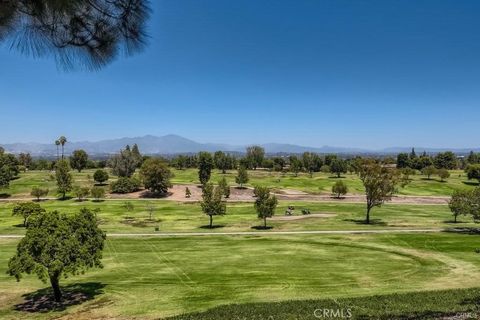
[[0, 0, 151, 70]]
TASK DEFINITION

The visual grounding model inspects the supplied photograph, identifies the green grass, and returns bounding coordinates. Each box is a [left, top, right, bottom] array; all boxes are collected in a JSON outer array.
[[1, 169, 478, 199], [1, 232, 480, 319], [171, 168, 478, 196], [0, 200, 475, 235], [167, 287, 480, 319]]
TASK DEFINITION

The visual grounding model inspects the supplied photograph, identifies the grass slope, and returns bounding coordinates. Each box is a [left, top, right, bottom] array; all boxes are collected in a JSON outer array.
[[1, 232, 480, 319], [167, 287, 480, 320]]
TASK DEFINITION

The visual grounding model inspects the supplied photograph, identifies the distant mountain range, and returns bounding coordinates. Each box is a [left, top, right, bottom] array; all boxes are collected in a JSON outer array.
[[1, 134, 479, 157]]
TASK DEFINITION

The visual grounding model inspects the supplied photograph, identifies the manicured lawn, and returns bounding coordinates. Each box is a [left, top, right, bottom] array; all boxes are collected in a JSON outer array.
[[171, 168, 477, 196], [1, 232, 480, 319], [168, 287, 480, 319], [0, 169, 477, 199], [0, 200, 474, 235]]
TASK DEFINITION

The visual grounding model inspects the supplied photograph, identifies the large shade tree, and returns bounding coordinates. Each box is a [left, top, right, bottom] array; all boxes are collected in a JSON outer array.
[[200, 183, 226, 228], [7, 208, 106, 302], [140, 158, 173, 195], [358, 160, 399, 224], [0, 0, 150, 70]]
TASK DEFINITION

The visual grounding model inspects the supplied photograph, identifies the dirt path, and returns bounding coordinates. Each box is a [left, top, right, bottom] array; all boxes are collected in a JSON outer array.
[[0, 228, 444, 238], [0, 184, 450, 205]]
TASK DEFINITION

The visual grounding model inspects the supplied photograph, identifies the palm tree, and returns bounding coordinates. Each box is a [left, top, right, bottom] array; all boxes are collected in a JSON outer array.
[[55, 140, 60, 160], [58, 136, 67, 159]]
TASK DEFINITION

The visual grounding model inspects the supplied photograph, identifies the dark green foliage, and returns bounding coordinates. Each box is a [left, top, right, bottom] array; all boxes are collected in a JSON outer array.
[[254, 186, 278, 228], [30, 186, 49, 201], [90, 187, 106, 201], [55, 159, 73, 199], [110, 177, 141, 194], [140, 158, 173, 195], [17, 153, 32, 169], [466, 164, 480, 184], [289, 155, 302, 176], [12, 202, 45, 227], [332, 180, 348, 198], [73, 186, 90, 201], [200, 183, 226, 228], [109, 145, 141, 178], [7, 208, 106, 302], [235, 166, 249, 188], [218, 177, 230, 198], [0, 0, 150, 70], [358, 160, 399, 224], [93, 169, 109, 185], [437, 169, 450, 182], [396, 153, 409, 169], [0, 147, 19, 188], [421, 165, 437, 180], [330, 159, 348, 178], [246, 146, 265, 170], [198, 152, 214, 185], [467, 151, 480, 165], [213, 151, 236, 173], [302, 152, 323, 177], [70, 150, 88, 172], [434, 151, 457, 169], [449, 188, 480, 222], [166, 288, 480, 320], [449, 189, 472, 223]]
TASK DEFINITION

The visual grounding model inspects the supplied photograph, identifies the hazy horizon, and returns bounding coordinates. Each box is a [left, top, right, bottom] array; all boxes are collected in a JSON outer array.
[[1, 133, 478, 151]]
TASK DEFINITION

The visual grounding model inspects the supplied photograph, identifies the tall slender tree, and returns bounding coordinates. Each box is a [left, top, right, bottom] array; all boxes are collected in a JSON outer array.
[[58, 136, 67, 159], [55, 140, 60, 160]]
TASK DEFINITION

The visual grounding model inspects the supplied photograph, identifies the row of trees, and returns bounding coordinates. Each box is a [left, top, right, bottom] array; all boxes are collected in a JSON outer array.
[[397, 148, 466, 170]]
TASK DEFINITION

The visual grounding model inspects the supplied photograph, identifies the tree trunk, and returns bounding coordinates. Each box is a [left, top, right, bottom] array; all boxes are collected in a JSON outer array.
[[454, 214, 457, 223], [366, 206, 371, 224], [209, 215, 213, 228], [50, 274, 62, 302], [23, 217, 27, 227], [264, 216, 267, 229]]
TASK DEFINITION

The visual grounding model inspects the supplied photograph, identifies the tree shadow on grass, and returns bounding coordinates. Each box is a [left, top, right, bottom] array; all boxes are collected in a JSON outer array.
[[0, 193, 11, 199], [444, 227, 480, 235], [199, 225, 226, 229], [57, 196, 73, 201], [343, 218, 387, 226], [251, 226, 274, 230], [462, 181, 480, 186], [14, 282, 106, 313], [140, 191, 171, 199]]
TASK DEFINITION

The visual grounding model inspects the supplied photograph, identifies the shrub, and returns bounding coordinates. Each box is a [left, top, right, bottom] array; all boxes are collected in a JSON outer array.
[[110, 177, 141, 194], [30, 186, 49, 201], [73, 186, 90, 201], [91, 187, 106, 201], [332, 180, 348, 198], [301, 208, 311, 215], [93, 169, 109, 185], [438, 169, 450, 182]]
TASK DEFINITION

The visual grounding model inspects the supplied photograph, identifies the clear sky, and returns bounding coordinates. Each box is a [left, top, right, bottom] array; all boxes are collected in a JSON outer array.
[[1, 0, 479, 149]]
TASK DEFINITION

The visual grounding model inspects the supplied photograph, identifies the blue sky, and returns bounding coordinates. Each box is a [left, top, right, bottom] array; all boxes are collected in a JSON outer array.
[[0, 0, 479, 149]]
